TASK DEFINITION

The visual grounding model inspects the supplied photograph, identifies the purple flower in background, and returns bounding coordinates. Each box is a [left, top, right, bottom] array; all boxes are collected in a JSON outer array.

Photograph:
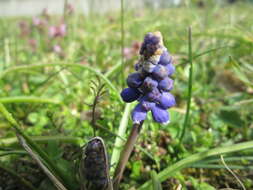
[[66, 3, 75, 15], [120, 31, 176, 124], [123, 41, 141, 60], [28, 39, 37, 51], [49, 23, 66, 38], [18, 21, 30, 36], [33, 17, 45, 26], [53, 44, 62, 54], [42, 8, 50, 19]]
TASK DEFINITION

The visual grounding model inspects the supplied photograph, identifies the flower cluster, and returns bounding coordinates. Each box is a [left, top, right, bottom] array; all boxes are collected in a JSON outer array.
[[18, 4, 74, 56], [121, 31, 176, 124]]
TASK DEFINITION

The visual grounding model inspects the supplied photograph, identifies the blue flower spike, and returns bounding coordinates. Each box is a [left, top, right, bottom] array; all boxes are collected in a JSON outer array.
[[120, 31, 176, 124]]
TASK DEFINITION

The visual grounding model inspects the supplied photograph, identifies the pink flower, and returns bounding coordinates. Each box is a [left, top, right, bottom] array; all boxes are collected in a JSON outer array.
[[123, 41, 141, 60], [42, 8, 50, 19], [28, 39, 37, 51], [123, 47, 132, 60], [48, 24, 66, 38], [32, 17, 47, 27], [66, 3, 74, 14], [53, 44, 62, 54], [18, 21, 30, 36]]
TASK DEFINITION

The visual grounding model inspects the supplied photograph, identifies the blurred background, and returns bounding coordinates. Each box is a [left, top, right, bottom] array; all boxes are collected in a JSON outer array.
[[0, 0, 252, 16], [0, 0, 253, 190]]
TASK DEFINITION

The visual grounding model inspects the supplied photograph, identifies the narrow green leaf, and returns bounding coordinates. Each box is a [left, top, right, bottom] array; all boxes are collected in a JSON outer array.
[[191, 163, 253, 170], [0, 103, 76, 190], [0, 136, 81, 145], [151, 170, 162, 190], [0, 96, 60, 104], [138, 140, 253, 189], [179, 27, 193, 143], [0, 63, 122, 102], [18, 135, 68, 190], [0, 162, 38, 190]]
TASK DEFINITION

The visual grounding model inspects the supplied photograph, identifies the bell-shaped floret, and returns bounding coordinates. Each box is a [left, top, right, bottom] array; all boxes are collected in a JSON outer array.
[[132, 103, 148, 124], [158, 50, 173, 66], [140, 77, 158, 92], [127, 72, 144, 88], [158, 77, 174, 91], [121, 88, 141, 103], [152, 64, 168, 81], [158, 92, 176, 109], [151, 105, 170, 124], [146, 88, 162, 102]]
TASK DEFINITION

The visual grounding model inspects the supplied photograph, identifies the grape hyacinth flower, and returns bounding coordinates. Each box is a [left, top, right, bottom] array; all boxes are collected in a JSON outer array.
[[121, 31, 176, 124]]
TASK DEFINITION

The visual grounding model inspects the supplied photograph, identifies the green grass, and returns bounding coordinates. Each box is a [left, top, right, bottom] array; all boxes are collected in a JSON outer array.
[[0, 2, 253, 190]]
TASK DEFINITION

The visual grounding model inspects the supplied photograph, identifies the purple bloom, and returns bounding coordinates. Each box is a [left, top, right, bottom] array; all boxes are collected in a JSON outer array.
[[140, 77, 158, 92], [120, 88, 141, 103], [127, 73, 144, 88], [121, 31, 175, 124], [152, 64, 168, 81], [158, 77, 173, 91], [158, 92, 176, 109], [146, 88, 161, 102], [158, 50, 173, 65], [139, 32, 162, 59], [131, 95, 171, 124], [165, 63, 175, 76], [151, 105, 169, 124], [132, 103, 148, 124], [141, 99, 155, 111]]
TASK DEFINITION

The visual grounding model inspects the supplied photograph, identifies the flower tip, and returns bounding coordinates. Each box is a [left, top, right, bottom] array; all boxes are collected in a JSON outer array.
[[161, 120, 170, 125], [133, 120, 141, 125]]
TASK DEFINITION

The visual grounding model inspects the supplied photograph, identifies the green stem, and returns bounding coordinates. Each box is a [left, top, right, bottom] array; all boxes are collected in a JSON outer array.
[[113, 121, 143, 190], [179, 27, 193, 143], [120, 0, 125, 88], [138, 140, 253, 189], [110, 103, 131, 174]]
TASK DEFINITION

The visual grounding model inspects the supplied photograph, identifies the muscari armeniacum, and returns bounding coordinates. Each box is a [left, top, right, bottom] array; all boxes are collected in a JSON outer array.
[[121, 31, 176, 124]]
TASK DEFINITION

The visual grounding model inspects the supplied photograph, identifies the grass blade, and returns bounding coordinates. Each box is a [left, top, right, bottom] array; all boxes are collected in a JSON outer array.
[[151, 170, 162, 190], [0, 96, 60, 104], [220, 155, 246, 190], [0, 63, 122, 102], [179, 27, 193, 143], [120, 0, 125, 88], [0, 150, 26, 157], [0, 136, 81, 146], [0, 162, 38, 190], [0, 103, 76, 190], [138, 140, 253, 189], [18, 134, 68, 190], [191, 164, 253, 170]]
